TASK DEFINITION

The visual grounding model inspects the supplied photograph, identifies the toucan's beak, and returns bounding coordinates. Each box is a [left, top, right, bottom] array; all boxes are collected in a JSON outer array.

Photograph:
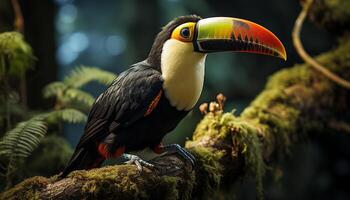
[[193, 17, 287, 60]]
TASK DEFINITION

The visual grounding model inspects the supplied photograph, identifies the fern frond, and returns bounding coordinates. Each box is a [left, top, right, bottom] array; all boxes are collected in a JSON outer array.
[[64, 66, 116, 88], [0, 32, 35, 77], [43, 82, 67, 98], [63, 88, 95, 107], [47, 108, 87, 124], [0, 117, 47, 158]]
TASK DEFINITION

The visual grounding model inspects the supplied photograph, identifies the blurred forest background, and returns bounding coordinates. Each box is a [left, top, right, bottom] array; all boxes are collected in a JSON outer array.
[[0, 0, 349, 199]]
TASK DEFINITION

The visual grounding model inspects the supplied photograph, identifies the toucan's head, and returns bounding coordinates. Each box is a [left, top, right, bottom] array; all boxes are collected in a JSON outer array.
[[147, 15, 286, 110], [148, 15, 286, 69]]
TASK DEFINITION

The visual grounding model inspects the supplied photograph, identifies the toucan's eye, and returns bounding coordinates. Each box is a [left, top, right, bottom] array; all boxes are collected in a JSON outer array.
[[171, 22, 195, 42], [180, 27, 190, 38]]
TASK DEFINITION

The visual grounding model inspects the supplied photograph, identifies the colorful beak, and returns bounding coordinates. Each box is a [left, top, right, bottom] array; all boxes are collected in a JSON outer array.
[[193, 17, 287, 60]]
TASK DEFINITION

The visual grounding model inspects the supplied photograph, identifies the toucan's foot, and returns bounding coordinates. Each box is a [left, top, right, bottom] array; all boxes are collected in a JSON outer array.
[[162, 144, 196, 168], [122, 153, 154, 171]]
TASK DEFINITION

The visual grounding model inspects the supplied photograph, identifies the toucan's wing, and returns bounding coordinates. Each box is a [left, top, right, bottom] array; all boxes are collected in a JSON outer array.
[[76, 61, 163, 148]]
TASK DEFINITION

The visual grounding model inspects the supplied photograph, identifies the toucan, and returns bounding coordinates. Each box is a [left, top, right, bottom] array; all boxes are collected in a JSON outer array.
[[61, 15, 286, 177]]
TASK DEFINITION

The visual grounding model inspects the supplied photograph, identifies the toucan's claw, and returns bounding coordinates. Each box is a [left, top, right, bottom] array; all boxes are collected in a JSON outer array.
[[162, 144, 196, 169], [122, 153, 154, 171]]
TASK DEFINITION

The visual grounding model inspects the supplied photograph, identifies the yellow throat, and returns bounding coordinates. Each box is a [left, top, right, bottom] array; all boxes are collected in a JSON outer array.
[[161, 39, 207, 111]]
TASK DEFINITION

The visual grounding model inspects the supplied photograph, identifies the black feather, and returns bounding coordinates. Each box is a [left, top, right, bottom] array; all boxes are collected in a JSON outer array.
[[61, 15, 199, 176], [147, 15, 201, 70], [76, 60, 163, 149]]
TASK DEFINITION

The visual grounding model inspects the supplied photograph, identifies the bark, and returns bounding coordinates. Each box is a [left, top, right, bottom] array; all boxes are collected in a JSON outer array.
[[1, 0, 350, 199]]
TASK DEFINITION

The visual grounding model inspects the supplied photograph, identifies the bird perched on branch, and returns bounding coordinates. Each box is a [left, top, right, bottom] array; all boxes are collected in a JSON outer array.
[[61, 15, 286, 177]]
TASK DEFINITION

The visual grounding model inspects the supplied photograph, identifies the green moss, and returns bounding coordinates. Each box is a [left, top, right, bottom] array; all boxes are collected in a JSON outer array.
[[265, 65, 313, 90], [71, 165, 148, 199], [241, 87, 300, 157], [189, 147, 225, 196], [0, 32, 34, 77], [188, 110, 266, 198], [258, 104, 299, 155], [318, 36, 350, 73], [0, 176, 51, 200], [68, 164, 194, 200], [190, 112, 239, 146], [230, 121, 265, 199], [310, 0, 350, 35], [160, 176, 180, 200], [191, 112, 223, 140]]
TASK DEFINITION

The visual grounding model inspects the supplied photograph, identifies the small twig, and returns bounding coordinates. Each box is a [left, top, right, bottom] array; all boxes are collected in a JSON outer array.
[[11, 0, 24, 33], [292, 0, 350, 89], [329, 120, 350, 134], [11, 0, 27, 110]]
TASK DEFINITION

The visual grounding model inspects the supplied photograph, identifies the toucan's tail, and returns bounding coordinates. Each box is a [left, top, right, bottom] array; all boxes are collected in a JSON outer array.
[[59, 147, 104, 178]]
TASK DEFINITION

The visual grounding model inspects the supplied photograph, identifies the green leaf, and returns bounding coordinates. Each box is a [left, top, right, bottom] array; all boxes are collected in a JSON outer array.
[[63, 88, 95, 107], [0, 116, 47, 158], [47, 108, 87, 124], [0, 32, 35, 77], [64, 66, 116, 88], [42, 82, 67, 98], [43, 81, 95, 109]]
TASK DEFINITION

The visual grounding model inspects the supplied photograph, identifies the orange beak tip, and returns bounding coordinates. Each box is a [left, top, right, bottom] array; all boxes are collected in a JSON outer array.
[[281, 50, 287, 61]]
